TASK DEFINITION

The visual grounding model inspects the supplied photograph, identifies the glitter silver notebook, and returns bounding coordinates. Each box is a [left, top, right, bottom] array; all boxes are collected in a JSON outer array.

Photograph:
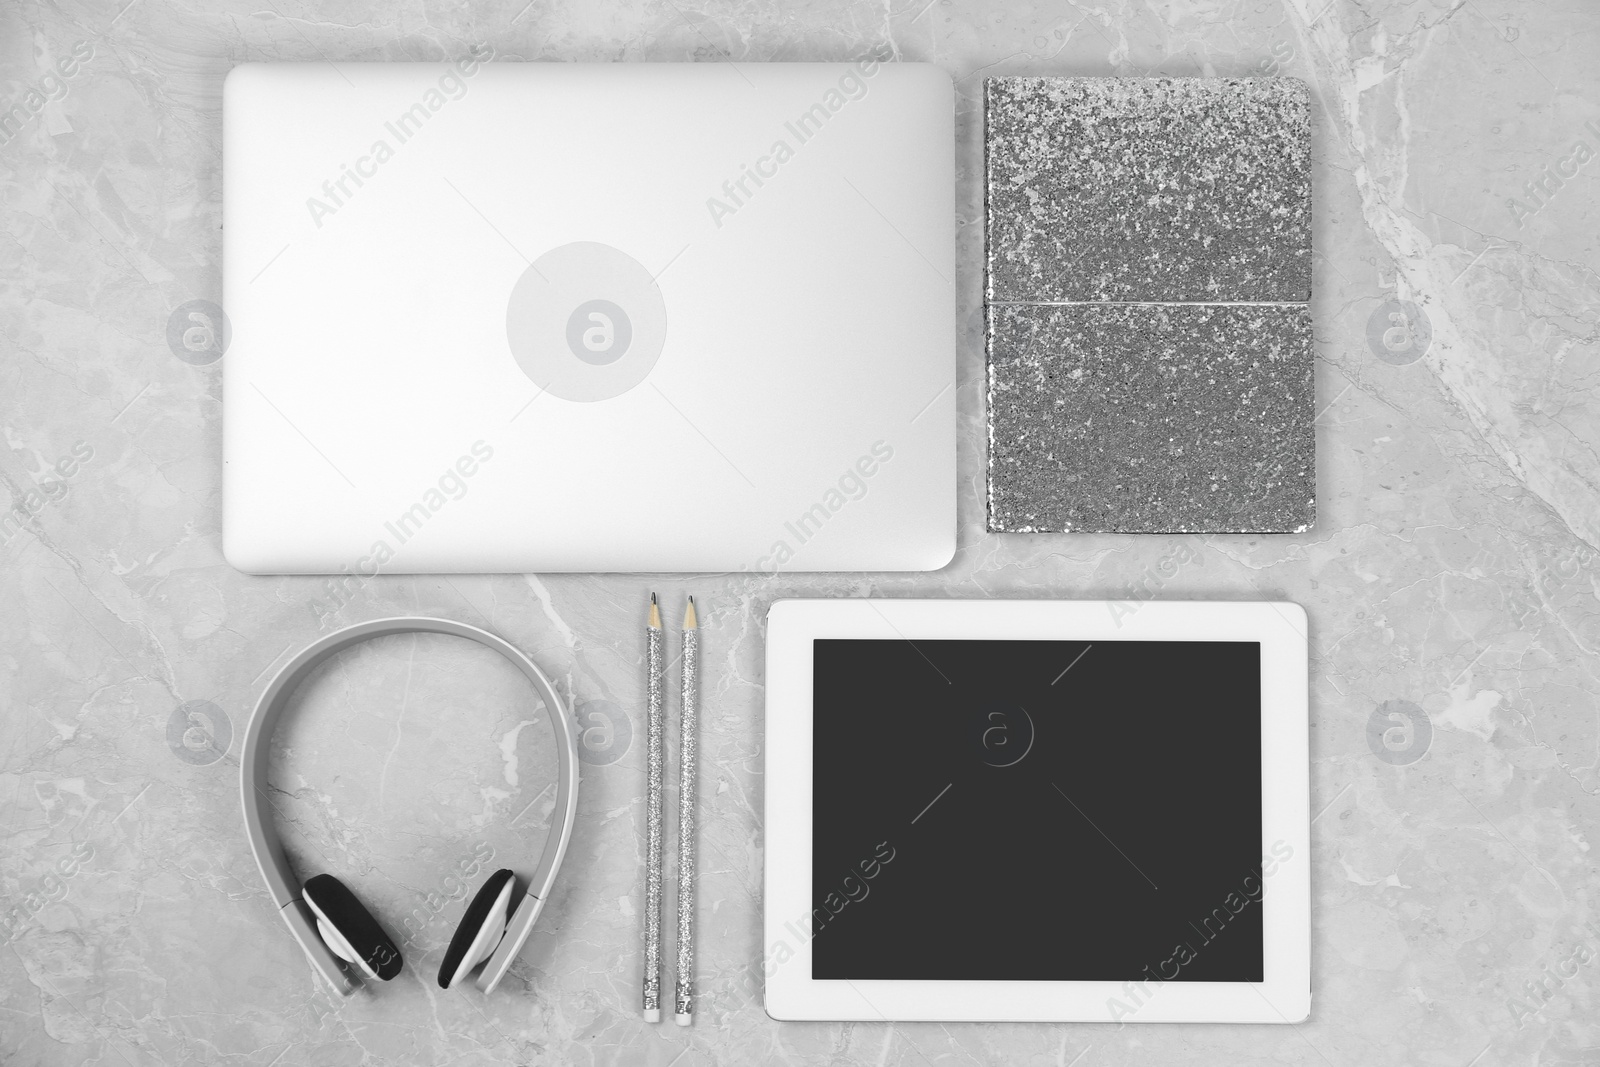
[[984, 78, 1314, 534]]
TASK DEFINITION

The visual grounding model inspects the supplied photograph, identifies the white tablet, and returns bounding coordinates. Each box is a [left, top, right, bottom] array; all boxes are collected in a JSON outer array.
[[763, 599, 1310, 1023]]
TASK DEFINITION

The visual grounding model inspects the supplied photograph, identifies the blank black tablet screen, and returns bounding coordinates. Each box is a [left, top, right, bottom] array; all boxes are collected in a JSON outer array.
[[810, 639, 1262, 982]]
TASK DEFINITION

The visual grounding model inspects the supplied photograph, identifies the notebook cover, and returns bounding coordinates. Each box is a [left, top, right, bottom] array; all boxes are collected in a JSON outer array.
[[984, 77, 1314, 534]]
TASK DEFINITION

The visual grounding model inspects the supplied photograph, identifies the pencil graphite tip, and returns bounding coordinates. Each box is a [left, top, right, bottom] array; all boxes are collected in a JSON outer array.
[[648, 592, 661, 629], [683, 596, 698, 630]]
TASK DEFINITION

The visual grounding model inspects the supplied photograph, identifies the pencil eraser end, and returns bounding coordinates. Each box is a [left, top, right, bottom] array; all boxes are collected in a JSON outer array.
[[643, 1009, 661, 1023], [674, 1013, 692, 1026]]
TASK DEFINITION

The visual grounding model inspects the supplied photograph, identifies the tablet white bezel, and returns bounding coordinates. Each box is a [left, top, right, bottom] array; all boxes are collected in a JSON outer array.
[[763, 598, 1310, 1023]]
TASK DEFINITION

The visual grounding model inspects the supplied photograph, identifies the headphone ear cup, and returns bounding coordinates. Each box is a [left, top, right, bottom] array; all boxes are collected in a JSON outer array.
[[303, 874, 404, 981], [438, 869, 517, 989]]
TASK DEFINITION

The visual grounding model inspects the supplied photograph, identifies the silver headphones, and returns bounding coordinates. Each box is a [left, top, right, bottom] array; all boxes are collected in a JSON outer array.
[[240, 617, 580, 995]]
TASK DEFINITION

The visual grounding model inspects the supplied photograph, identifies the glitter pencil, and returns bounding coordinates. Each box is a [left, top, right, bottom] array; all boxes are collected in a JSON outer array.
[[642, 593, 664, 1022], [674, 596, 699, 1025]]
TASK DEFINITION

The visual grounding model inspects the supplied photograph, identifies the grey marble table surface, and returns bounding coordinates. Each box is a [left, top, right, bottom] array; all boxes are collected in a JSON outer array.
[[3, 0, 1599, 1064]]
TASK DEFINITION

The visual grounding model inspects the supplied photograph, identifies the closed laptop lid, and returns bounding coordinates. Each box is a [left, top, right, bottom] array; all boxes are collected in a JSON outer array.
[[223, 60, 955, 574]]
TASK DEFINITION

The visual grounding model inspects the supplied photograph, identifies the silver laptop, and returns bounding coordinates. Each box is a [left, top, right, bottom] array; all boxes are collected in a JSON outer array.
[[223, 59, 955, 573]]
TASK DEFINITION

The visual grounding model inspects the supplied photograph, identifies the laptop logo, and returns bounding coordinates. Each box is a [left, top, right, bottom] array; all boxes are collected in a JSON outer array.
[[506, 242, 666, 402]]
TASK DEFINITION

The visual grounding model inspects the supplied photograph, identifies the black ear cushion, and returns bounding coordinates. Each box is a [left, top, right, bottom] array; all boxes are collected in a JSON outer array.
[[438, 869, 516, 988], [303, 874, 404, 981]]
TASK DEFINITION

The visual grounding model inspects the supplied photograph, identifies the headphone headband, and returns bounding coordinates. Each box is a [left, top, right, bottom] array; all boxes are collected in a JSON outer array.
[[240, 617, 581, 995]]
